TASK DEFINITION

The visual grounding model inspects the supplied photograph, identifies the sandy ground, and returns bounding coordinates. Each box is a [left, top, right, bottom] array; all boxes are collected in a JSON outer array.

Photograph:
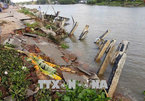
[[0, 6, 29, 43]]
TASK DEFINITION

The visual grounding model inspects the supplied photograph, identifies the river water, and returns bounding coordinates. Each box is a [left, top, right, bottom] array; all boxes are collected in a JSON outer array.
[[25, 4, 145, 101]]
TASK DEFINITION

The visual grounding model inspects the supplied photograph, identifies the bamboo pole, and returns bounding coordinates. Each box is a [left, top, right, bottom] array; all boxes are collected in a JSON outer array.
[[79, 25, 89, 40], [69, 22, 78, 36]]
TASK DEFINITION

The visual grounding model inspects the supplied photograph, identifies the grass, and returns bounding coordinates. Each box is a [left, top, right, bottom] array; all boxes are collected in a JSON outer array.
[[60, 43, 69, 49], [45, 23, 57, 31], [25, 22, 40, 28], [19, 8, 34, 16]]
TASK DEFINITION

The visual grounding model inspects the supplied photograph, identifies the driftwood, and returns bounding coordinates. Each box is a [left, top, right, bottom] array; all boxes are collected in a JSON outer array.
[[111, 40, 129, 64], [107, 53, 127, 98], [69, 22, 78, 36], [98, 40, 116, 75], [95, 40, 110, 62], [94, 30, 110, 43], [79, 25, 89, 40]]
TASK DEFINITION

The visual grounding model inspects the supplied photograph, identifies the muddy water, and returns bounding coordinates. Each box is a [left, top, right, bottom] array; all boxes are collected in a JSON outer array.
[[25, 4, 145, 101]]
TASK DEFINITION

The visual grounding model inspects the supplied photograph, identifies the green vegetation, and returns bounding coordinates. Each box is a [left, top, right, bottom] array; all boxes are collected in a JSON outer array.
[[57, 83, 111, 101], [35, 88, 52, 100], [25, 22, 40, 28], [0, 45, 30, 100], [37, 0, 49, 4], [58, 0, 77, 4], [34, 82, 110, 101], [5, 42, 16, 48], [19, 8, 34, 16], [45, 24, 57, 31], [61, 43, 69, 49], [87, 0, 145, 6]]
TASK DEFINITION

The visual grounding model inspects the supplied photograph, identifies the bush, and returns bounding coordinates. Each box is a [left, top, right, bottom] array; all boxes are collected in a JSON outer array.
[[87, 0, 97, 4], [58, 0, 76, 4], [61, 43, 69, 49], [19, 8, 34, 16], [57, 83, 111, 101]]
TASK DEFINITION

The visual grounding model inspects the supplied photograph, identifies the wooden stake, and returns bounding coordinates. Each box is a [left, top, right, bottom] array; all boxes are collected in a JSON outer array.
[[107, 53, 127, 98], [95, 40, 110, 62], [69, 22, 78, 36], [79, 25, 89, 40]]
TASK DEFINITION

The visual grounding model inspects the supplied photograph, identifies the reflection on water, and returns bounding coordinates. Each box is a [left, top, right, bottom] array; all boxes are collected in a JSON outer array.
[[25, 4, 145, 101]]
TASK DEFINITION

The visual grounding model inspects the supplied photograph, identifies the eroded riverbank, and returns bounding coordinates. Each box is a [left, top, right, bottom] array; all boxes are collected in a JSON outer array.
[[24, 4, 145, 101]]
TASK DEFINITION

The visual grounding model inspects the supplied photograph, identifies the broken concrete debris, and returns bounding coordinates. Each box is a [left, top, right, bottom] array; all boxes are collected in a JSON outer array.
[[98, 40, 116, 76], [94, 30, 110, 43], [69, 22, 78, 36], [111, 40, 129, 64], [79, 25, 89, 40]]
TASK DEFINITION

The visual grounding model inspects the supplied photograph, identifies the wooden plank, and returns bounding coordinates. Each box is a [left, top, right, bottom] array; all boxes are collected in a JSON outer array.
[[107, 53, 127, 98], [95, 40, 110, 62], [111, 40, 129, 64], [98, 40, 116, 75], [79, 25, 89, 40], [69, 22, 78, 36]]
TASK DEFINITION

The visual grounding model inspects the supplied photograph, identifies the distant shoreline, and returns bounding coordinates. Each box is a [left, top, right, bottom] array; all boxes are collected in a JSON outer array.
[[20, 3, 145, 7]]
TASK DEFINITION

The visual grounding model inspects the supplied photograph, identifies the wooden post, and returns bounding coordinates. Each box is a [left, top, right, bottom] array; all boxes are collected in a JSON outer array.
[[69, 22, 78, 36], [107, 53, 127, 98], [55, 11, 60, 17], [79, 25, 89, 40], [95, 40, 110, 62], [98, 40, 116, 75], [94, 30, 110, 43], [111, 40, 129, 64], [60, 19, 66, 28]]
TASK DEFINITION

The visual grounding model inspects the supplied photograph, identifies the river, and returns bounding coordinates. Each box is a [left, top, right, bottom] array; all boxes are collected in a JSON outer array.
[[25, 4, 145, 101]]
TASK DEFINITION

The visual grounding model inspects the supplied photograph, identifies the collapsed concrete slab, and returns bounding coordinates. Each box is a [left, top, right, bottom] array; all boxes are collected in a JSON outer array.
[[37, 42, 69, 66], [62, 72, 89, 84]]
